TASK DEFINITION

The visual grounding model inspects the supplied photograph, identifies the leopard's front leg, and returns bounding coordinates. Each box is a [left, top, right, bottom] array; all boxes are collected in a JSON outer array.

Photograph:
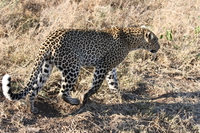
[[81, 66, 109, 104], [106, 68, 120, 94]]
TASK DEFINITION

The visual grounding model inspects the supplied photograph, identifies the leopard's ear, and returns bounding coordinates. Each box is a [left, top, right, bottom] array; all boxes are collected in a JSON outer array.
[[145, 31, 154, 42]]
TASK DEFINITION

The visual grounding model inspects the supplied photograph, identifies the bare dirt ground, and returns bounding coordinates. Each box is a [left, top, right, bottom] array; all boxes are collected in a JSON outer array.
[[0, 0, 200, 132]]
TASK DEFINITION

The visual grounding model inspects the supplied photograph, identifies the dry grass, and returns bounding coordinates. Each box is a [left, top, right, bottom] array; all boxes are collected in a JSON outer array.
[[0, 0, 200, 132]]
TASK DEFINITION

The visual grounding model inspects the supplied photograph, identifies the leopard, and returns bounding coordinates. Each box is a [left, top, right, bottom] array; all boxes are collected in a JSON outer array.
[[2, 26, 160, 114]]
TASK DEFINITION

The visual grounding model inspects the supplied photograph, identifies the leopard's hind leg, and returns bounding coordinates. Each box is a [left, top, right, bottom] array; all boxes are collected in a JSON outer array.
[[29, 58, 53, 114]]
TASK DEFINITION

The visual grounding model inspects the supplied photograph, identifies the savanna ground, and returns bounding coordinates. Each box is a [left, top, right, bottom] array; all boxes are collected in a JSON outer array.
[[0, 0, 200, 132]]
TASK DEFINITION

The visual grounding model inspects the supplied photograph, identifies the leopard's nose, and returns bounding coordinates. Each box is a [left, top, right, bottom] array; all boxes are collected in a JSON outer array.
[[150, 50, 157, 53]]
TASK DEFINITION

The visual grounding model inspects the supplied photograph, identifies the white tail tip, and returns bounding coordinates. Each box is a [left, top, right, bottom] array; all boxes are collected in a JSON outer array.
[[2, 74, 12, 100]]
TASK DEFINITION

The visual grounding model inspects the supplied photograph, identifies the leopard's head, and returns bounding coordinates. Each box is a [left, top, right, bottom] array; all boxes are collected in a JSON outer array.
[[123, 27, 160, 53], [142, 28, 160, 53]]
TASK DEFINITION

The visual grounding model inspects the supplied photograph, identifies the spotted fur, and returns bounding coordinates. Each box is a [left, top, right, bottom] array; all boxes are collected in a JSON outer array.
[[2, 27, 160, 113]]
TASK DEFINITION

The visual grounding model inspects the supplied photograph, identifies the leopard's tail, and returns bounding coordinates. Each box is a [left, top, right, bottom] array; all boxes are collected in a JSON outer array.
[[2, 30, 68, 101], [2, 74, 27, 101], [2, 50, 53, 101], [2, 73, 39, 101]]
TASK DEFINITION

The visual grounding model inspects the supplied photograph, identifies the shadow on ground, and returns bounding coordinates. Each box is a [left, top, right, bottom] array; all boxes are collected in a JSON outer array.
[[26, 90, 200, 132], [20, 90, 200, 125], [1, 80, 199, 132]]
